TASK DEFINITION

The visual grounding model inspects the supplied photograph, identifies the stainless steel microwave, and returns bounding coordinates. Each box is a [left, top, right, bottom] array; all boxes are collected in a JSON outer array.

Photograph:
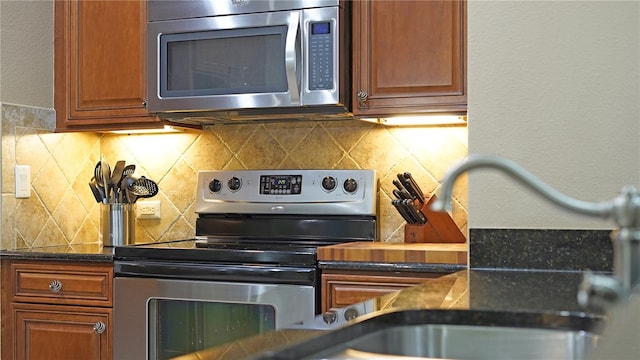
[[146, 0, 351, 125]]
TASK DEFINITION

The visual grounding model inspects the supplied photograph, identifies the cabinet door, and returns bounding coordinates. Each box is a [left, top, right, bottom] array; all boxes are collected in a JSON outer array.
[[54, 0, 160, 131], [12, 303, 112, 360], [352, 0, 467, 117]]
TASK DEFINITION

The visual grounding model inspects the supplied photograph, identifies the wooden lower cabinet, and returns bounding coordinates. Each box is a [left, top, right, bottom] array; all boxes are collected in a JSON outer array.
[[12, 303, 111, 360], [1, 260, 113, 360], [321, 270, 442, 312]]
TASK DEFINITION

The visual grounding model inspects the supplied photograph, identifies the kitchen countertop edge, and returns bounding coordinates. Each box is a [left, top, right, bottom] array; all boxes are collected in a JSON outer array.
[[319, 260, 466, 273], [0, 244, 114, 262]]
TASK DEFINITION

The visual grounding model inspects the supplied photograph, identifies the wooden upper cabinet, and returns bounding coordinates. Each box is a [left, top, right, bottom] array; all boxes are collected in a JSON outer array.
[[352, 0, 467, 117], [55, 0, 161, 131]]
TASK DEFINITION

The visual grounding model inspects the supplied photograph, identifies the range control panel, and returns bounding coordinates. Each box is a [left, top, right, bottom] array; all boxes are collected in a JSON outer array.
[[195, 169, 376, 216], [260, 174, 303, 195]]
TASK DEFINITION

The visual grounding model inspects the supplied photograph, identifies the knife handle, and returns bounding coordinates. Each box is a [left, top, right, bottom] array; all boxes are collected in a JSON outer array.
[[393, 189, 412, 200], [392, 199, 415, 223], [396, 174, 413, 195], [404, 172, 425, 204], [397, 173, 420, 204], [392, 179, 406, 192], [403, 199, 426, 224]]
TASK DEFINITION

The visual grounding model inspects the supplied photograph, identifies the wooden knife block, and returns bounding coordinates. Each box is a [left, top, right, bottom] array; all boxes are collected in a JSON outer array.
[[404, 195, 467, 244]]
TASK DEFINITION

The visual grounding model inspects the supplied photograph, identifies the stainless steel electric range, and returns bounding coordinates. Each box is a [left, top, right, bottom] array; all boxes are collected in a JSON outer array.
[[113, 169, 377, 360]]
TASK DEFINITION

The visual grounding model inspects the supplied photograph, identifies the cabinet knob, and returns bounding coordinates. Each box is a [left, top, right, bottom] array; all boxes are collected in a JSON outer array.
[[93, 321, 106, 334], [48, 279, 62, 293], [356, 89, 368, 103]]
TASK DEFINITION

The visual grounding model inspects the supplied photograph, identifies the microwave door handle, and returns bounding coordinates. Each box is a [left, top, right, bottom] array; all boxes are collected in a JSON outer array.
[[285, 11, 300, 104]]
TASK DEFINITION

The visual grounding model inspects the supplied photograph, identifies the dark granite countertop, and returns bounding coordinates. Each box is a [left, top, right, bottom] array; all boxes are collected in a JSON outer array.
[[246, 228, 614, 359], [173, 267, 607, 360], [0, 243, 114, 262], [1, 229, 616, 359]]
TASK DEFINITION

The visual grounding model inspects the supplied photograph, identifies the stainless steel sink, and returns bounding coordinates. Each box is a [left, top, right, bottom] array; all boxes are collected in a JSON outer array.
[[255, 309, 603, 360], [317, 323, 598, 359]]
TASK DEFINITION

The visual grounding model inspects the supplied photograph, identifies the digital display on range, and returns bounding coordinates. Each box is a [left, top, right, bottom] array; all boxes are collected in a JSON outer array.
[[260, 175, 302, 195]]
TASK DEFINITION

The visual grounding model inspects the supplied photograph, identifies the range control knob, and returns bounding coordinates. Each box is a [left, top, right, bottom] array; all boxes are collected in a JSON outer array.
[[321, 176, 337, 191], [208, 179, 222, 193], [343, 178, 358, 193], [228, 177, 242, 191], [344, 307, 359, 321], [322, 310, 338, 325]]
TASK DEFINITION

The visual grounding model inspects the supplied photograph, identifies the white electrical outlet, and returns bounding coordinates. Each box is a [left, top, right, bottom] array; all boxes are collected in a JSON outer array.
[[136, 200, 161, 219], [15, 165, 30, 198]]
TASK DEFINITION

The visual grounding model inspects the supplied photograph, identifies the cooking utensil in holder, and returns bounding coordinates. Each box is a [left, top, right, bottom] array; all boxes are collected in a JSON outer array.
[[101, 203, 134, 246], [404, 195, 466, 243]]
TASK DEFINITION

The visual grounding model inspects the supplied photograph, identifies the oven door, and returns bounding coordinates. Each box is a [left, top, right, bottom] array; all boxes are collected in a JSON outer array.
[[113, 276, 314, 360]]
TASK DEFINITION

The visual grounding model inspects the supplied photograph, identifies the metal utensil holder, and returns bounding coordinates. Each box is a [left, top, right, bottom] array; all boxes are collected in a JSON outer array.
[[101, 203, 134, 246]]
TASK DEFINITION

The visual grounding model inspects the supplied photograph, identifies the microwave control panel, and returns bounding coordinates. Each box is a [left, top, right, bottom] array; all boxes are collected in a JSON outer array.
[[308, 21, 334, 91]]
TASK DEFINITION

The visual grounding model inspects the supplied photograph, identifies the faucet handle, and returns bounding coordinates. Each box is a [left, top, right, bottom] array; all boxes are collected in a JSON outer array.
[[578, 270, 625, 311]]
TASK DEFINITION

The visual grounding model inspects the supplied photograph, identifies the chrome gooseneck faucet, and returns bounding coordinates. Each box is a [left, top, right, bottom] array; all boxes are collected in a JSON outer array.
[[431, 154, 640, 308]]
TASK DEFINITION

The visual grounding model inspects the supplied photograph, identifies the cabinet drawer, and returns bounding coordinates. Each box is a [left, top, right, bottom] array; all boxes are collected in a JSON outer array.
[[327, 282, 411, 309], [321, 272, 442, 312], [10, 262, 113, 307]]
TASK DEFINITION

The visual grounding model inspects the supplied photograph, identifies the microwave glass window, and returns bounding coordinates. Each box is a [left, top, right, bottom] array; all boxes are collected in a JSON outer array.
[[149, 298, 276, 360], [161, 26, 288, 97]]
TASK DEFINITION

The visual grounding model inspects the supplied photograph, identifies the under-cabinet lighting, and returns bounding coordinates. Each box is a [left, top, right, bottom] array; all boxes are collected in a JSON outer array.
[[109, 125, 183, 135], [359, 115, 467, 126]]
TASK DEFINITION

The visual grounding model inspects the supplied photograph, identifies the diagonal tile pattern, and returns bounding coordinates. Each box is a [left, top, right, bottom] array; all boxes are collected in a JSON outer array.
[[1, 103, 468, 250], [290, 125, 346, 169]]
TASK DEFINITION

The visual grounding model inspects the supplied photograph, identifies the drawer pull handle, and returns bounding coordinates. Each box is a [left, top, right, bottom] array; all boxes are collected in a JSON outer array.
[[356, 89, 368, 103], [93, 321, 106, 334], [48, 279, 62, 292]]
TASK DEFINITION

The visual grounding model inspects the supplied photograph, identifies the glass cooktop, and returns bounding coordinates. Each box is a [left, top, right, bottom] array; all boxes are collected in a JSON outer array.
[[113, 239, 319, 266]]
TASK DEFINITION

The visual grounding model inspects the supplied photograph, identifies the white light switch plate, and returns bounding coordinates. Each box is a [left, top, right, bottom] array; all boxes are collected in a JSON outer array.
[[15, 165, 30, 198]]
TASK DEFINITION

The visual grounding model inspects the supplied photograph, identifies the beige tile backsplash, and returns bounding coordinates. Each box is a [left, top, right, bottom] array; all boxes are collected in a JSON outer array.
[[1, 103, 468, 250]]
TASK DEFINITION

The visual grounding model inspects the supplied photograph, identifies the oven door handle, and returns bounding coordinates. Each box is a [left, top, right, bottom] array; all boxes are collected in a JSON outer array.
[[114, 261, 316, 285]]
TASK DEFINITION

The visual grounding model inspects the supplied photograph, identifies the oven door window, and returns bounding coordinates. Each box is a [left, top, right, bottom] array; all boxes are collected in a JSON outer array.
[[149, 298, 276, 359], [160, 26, 288, 97]]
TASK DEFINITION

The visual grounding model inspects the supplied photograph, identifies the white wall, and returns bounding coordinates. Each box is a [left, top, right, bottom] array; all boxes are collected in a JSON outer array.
[[0, 0, 53, 108], [467, 0, 640, 230]]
